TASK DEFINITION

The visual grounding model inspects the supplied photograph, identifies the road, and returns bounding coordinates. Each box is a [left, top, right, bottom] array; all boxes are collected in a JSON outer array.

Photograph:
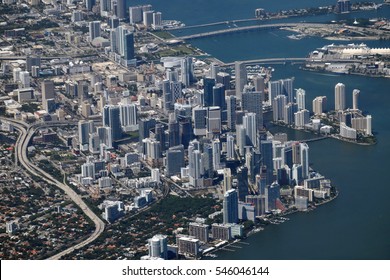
[[0, 117, 105, 260]]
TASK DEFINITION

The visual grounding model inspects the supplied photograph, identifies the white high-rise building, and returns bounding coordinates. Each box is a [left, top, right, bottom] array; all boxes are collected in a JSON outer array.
[[236, 124, 246, 157], [312, 96, 327, 116], [296, 88, 306, 110], [300, 142, 309, 179], [243, 112, 257, 147], [119, 102, 138, 131], [335, 83, 346, 111], [272, 94, 287, 121], [226, 134, 235, 160], [294, 109, 310, 129], [268, 80, 282, 105], [148, 234, 168, 259], [352, 89, 360, 111], [19, 71, 30, 88]]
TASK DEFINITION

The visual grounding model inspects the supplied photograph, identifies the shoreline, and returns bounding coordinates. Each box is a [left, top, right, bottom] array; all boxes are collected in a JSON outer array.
[[200, 188, 339, 260]]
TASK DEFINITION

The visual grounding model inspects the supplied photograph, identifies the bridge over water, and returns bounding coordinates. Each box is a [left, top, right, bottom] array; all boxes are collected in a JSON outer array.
[[173, 23, 340, 41]]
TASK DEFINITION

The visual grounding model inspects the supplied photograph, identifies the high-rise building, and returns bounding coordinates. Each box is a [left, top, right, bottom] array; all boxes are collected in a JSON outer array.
[[192, 107, 207, 136], [129, 6, 143, 24], [223, 189, 238, 224], [212, 138, 221, 170], [26, 56, 40, 72], [335, 83, 346, 111], [116, 0, 126, 19], [166, 145, 185, 176], [203, 77, 215, 107], [143, 10, 154, 27], [300, 143, 309, 179], [217, 72, 231, 90], [180, 57, 193, 87], [296, 88, 306, 110], [207, 106, 221, 136], [253, 75, 265, 93], [152, 12, 162, 28], [243, 112, 257, 147], [272, 95, 287, 122], [89, 21, 101, 41], [312, 96, 327, 116], [86, 0, 95, 11], [242, 91, 263, 130], [237, 166, 249, 201], [148, 234, 168, 259], [281, 78, 294, 103], [236, 124, 246, 156], [119, 102, 137, 131], [78, 120, 94, 151], [268, 80, 282, 104], [226, 134, 235, 160], [235, 61, 247, 100], [260, 140, 274, 186], [103, 105, 122, 142], [294, 109, 310, 129], [335, 0, 351, 13], [124, 33, 135, 61], [189, 223, 209, 243], [226, 95, 237, 130], [284, 102, 298, 125], [222, 168, 232, 195], [352, 89, 360, 110]]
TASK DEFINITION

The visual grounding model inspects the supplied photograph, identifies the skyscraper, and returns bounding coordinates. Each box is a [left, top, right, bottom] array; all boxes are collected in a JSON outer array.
[[281, 78, 294, 103], [119, 102, 137, 131], [203, 77, 215, 107], [272, 95, 287, 122], [212, 138, 221, 170], [235, 61, 247, 100], [243, 113, 257, 147], [116, 0, 126, 19], [226, 134, 235, 160], [226, 95, 237, 130], [312, 96, 327, 115], [124, 33, 135, 61], [260, 140, 274, 186], [352, 89, 360, 110], [103, 105, 122, 142], [89, 21, 101, 41], [296, 88, 306, 110], [335, 83, 346, 111], [223, 189, 238, 224], [242, 91, 263, 130]]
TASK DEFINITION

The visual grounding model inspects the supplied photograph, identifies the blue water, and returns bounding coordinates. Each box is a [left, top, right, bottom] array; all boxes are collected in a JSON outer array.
[[130, 0, 390, 259]]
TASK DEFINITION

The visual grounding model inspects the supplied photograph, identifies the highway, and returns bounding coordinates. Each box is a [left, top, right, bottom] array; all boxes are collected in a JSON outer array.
[[0, 117, 105, 260]]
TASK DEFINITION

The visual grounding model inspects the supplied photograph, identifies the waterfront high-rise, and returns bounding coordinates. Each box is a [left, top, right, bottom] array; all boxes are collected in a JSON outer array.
[[272, 94, 287, 122], [223, 189, 239, 224], [312, 96, 327, 116], [296, 88, 306, 110], [335, 83, 346, 111], [352, 89, 360, 110]]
